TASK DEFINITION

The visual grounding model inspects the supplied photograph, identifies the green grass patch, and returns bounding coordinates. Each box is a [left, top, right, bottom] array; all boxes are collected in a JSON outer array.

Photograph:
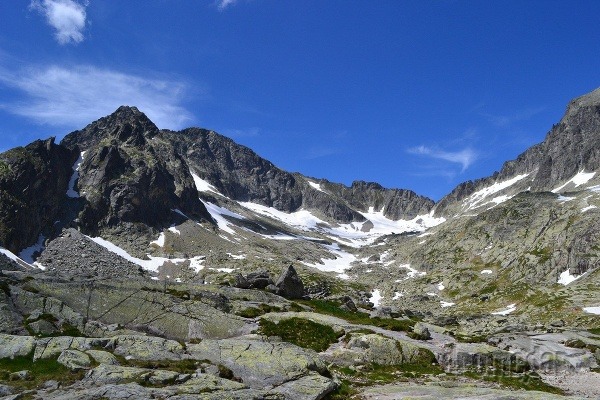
[[298, 299, 415, 332], [0, 355, 85, 390], [235, 304, 281, 318], [588, 327, 600, 335], [452, 333, 489, 343], [258, 317, 341, 352], [528, 246, 552, 264], [328, 362, 444, 396], [129, 359, 199, 374], [323, 378, 357, 399], [463, 370, 564, 394]]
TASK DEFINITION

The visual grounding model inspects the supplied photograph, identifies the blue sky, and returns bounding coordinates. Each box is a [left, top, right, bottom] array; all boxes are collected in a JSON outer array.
[[1, 1, 600, 200]]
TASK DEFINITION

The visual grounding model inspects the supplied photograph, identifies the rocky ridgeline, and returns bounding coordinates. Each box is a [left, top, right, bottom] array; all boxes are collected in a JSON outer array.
[[435, 88, 600, 216], [162, 127, 434, 222]]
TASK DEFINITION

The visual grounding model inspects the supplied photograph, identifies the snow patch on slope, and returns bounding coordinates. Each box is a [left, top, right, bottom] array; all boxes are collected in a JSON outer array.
[[1, 246, 43, 270], [0, 247, 20, 263], [583, 306, 600, 315], [463, 174, 529, 211], [553, 170, 596, 193], [394, 264, 426, 281], [558, 268, 585, 285], [66, 151, 85, 198], [151, 233, 165, 247], [191, 173, 220, 194], [302, 243, 356, 277], [240, 202, 444, 247], [492, 304, 516, 316], [370, 289, 382, 307], [202, 201, 245, 234], [89, 236, 205, 273], [308, 181, 325, 192]]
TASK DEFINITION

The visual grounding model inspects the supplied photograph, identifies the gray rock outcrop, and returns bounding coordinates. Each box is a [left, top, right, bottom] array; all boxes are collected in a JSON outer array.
[[275, 265, 305, 299]]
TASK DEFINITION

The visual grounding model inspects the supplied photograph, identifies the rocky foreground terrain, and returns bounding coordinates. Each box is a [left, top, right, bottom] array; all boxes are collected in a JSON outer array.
[[2, 88, 600, 398]]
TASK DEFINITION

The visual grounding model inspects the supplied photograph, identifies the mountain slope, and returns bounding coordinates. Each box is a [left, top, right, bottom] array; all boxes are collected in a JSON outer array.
[[435, 88, 600, 216]]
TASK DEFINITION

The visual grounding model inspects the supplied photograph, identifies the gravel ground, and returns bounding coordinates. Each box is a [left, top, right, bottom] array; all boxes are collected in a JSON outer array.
[[540, 371, 600, 399]]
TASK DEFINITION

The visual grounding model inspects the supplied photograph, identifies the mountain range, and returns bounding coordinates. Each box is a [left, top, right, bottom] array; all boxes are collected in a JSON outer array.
[[2, 88, 600, 399]]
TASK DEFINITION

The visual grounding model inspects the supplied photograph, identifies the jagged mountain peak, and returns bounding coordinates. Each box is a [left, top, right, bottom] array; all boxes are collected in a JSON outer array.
[[61, 106, 159, 151]]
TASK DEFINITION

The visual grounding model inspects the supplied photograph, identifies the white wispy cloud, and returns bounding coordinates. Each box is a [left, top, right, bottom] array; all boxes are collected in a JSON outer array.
[[483, 107, 545, 127], [407, 145, 478, 172], [303, 146, 340, 160], [0, 65, 194, 129], [217, 0, 237, 11], [222, 127, 260, 138], [30, 0, 88, 45]]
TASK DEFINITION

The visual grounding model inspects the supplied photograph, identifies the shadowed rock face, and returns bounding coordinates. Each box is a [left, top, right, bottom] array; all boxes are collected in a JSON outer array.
[[61, 106, 213, 233], [0, 138, 78, 253]]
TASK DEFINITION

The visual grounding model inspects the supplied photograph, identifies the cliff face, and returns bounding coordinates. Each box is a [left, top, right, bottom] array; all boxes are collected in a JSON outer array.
[[0, 138, 78, 253]]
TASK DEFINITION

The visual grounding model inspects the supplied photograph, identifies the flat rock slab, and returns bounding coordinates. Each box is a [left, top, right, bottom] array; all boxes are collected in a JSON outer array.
[[359, 382, 587, 400], [186, 337, 329, 388], [267, 373, 337, 400], [489, 333, 598, 371]]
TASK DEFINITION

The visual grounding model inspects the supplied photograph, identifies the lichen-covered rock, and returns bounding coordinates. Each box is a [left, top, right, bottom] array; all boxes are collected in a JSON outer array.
[[244, 271, 274, 290], [186, 337, 329, 389], [0, 384, 13, 396], [440, 342, 529, 372], [57, 349, 91, 370], [85, 349, 120, 365], [175, 374, 247, 394], [267, 373, 338, 400], [412, 322, 432, 340], [29, 280, 251, 341], [326, 333, 434, 367], [488, 332, 597, 371], [27, 319, 58, 336], [84, 364, 181, 385], [0, 334, 35, 358], [110, 335, 185, 361], [359, 382, 586, 400], [33, 336, 90, 361]]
